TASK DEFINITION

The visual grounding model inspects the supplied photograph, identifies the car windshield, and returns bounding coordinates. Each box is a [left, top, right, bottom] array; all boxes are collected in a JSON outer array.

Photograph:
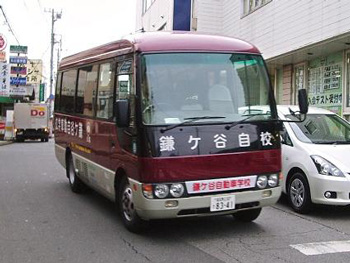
[[287, 114, 350, 144], [141, 53, 273, 125]]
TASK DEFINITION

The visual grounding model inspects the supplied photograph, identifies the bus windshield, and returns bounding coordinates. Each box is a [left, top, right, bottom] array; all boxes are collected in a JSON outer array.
[[141, 53, 273, 125]]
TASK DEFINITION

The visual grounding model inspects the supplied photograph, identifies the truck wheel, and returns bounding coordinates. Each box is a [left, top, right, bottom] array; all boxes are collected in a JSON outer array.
[[288, 172, 312, 214], [66, 154, 84, 193], [118, 177, 147, 233], [234, 208, 262, 222]]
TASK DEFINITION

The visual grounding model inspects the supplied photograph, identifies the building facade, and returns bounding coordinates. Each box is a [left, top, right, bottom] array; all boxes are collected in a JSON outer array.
[[137, 0, 350, 119]]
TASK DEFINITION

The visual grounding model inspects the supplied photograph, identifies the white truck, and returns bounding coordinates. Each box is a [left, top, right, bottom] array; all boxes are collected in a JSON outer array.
[[14, 103, 50, 142]]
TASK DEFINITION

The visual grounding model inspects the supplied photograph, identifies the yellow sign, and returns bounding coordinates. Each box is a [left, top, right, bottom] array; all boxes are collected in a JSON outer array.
[[26, 59, 43, 84]]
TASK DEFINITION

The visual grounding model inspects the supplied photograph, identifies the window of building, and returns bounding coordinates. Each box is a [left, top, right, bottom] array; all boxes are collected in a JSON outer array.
[[293, 63, 307, 104], [96, 62, 115, 119], [60, 70, 77, 113], [242, 0, 272, 16], [345, 52, 350, 113], [76, 65, 98, 116]]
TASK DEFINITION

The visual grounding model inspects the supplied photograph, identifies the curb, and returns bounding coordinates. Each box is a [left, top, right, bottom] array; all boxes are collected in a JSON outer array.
[[0, 141, 13, 146]]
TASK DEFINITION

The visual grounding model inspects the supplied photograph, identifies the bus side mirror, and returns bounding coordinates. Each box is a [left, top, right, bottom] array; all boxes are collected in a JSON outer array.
[[298, 89, 308, 114], [115, 99, 130, 128]]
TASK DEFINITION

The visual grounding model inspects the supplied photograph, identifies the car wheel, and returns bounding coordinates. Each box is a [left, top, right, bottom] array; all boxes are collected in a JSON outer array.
[[288, 172, 312, 214], [234, 208, 262, 222], [118, 177, 147, 233], [66, 154, 84, 193]]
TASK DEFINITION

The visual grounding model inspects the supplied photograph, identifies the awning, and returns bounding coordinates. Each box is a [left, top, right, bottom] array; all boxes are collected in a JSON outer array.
[[0, 96, 14, 103]]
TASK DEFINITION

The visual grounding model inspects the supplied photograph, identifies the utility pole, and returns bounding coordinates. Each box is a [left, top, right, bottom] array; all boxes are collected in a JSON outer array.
[[47, 9, 62, 116]]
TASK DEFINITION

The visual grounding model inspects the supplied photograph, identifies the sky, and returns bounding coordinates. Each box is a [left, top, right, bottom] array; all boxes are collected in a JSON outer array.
[[0, 0, 137, 84]]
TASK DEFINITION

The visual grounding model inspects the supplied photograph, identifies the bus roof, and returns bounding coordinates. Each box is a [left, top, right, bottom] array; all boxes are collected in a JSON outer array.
[[58, 31, 261, 70]]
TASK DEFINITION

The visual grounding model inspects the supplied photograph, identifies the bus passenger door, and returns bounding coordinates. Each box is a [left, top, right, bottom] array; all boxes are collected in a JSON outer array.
[[110, 60, 138, 173]]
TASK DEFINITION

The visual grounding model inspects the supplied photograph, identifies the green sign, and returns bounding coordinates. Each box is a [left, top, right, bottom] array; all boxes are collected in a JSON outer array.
[[10, 45, 28, 54], [39, 83, 45, 102]]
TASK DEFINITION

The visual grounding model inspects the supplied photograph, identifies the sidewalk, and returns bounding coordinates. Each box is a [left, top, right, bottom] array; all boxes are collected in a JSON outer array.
[[0, 140, 13, 146]]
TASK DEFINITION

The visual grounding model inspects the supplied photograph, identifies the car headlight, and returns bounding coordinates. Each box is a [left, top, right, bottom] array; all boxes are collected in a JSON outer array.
[[257, 175, 268, 189], [311, 155, 344, 177], [268, 174, 278, 187], [170, 183, 185, 198], [154, 184, 169, 198]]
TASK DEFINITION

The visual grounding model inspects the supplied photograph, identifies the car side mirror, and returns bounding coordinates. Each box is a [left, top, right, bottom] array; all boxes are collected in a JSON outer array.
[[298, 89, 308, 114], [115, 99, 130, 128]]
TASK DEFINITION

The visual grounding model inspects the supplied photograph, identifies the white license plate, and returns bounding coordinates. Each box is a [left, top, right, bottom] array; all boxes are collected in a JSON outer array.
[[210, 195, 235, 212]]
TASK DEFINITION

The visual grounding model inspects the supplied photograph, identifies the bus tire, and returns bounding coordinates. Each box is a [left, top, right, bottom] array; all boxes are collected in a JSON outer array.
[[234, 208, 262, 222], [118, 177, 147, 233], [66, 154, 84, 194], [287, 172, 312, 214]]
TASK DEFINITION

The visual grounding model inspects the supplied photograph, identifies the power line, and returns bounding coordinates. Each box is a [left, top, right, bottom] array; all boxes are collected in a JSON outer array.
[[0, 5, 20, 45]]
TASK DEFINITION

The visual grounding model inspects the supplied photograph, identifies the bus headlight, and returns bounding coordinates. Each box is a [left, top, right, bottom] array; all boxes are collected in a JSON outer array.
[[257, 176, 268, 189], [154, 184, 169, 198], [268, 174, 278, 187], [170, 183, 184, 198]]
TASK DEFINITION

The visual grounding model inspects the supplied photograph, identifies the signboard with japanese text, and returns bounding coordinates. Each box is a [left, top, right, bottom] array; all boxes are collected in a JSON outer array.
[[0, 51, 6, 62], [308, 52, 342, 114], [9, 56, 28, 64], [10, 66, 27, 75], [10, 77, 27, 86], [145, 122, 280, 157], [0, 62, 10, 96], [9, 84, 33, 96], [26, 59, 43, 84], [10, 45, 28, 54], [39, 83, 45, 102]]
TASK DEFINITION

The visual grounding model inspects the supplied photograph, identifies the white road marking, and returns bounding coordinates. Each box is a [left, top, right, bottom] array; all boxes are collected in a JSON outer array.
[[291, 240, 350, 255]]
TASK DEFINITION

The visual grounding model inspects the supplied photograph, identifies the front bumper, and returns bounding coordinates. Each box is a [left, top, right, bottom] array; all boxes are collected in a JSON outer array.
[[309, 173, 350, 205], [129, 178, 282, 220]]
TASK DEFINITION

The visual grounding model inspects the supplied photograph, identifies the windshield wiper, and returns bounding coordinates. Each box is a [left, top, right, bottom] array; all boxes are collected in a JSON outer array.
[[225, 114, 269, 130], [160, 116, 226, 133]]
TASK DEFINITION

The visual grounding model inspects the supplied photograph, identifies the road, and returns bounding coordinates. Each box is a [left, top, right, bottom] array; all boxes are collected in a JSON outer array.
[[1, 140, 350, 263]]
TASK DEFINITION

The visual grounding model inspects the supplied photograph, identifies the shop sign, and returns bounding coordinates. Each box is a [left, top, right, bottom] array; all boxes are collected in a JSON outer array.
[[0, 51, 6, 62], [9, 84, 33, 96], [9, 56, 28, 64], [10, 77, 27, 86], [26, 59, 42, 84], [10, 66, 27, 75], [10, 45, 28, 54], [0, 62, 10, 97], [0, 34, 7, 51], [39, 83, 45, 102]]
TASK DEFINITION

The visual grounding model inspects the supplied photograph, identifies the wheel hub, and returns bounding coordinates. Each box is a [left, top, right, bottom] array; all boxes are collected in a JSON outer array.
[[290, 178, 305, 208], [122, 187, 135, 222]]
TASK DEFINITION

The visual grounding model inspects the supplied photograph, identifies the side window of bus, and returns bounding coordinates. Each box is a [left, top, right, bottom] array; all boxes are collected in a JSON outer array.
[[96, 62, 115, 119], [54, 72, 62, 111], [76, 65, 98, 116], [116, 59, 134, 127], [61, 70, 77, 113]]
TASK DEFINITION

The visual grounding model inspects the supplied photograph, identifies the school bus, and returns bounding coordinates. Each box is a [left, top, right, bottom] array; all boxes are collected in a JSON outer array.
[[54, 31, 306, 232]]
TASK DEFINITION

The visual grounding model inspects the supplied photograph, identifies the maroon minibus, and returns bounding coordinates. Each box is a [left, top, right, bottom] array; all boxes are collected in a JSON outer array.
[[54, 31, 284, 232]]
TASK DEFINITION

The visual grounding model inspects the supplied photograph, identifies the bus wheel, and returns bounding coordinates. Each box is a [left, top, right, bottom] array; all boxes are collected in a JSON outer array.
[[66, 154, 84, 193], [234, 208, 262, 222], [288, 172, 312, 214], [118, 177, 147, 233]]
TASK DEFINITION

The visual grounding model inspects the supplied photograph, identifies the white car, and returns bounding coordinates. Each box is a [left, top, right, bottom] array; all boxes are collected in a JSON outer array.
[[279, 105, 350, 213]]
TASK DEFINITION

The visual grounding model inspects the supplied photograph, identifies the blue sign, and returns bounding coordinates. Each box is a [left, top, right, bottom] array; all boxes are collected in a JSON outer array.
[[173, 0, 191, 31], [10, 77, 27, 86], [9, 56, 28, 64]]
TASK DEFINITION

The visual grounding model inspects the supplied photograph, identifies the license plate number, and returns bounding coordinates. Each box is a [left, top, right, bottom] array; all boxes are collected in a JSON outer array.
[[210, 195, 235, 212]]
